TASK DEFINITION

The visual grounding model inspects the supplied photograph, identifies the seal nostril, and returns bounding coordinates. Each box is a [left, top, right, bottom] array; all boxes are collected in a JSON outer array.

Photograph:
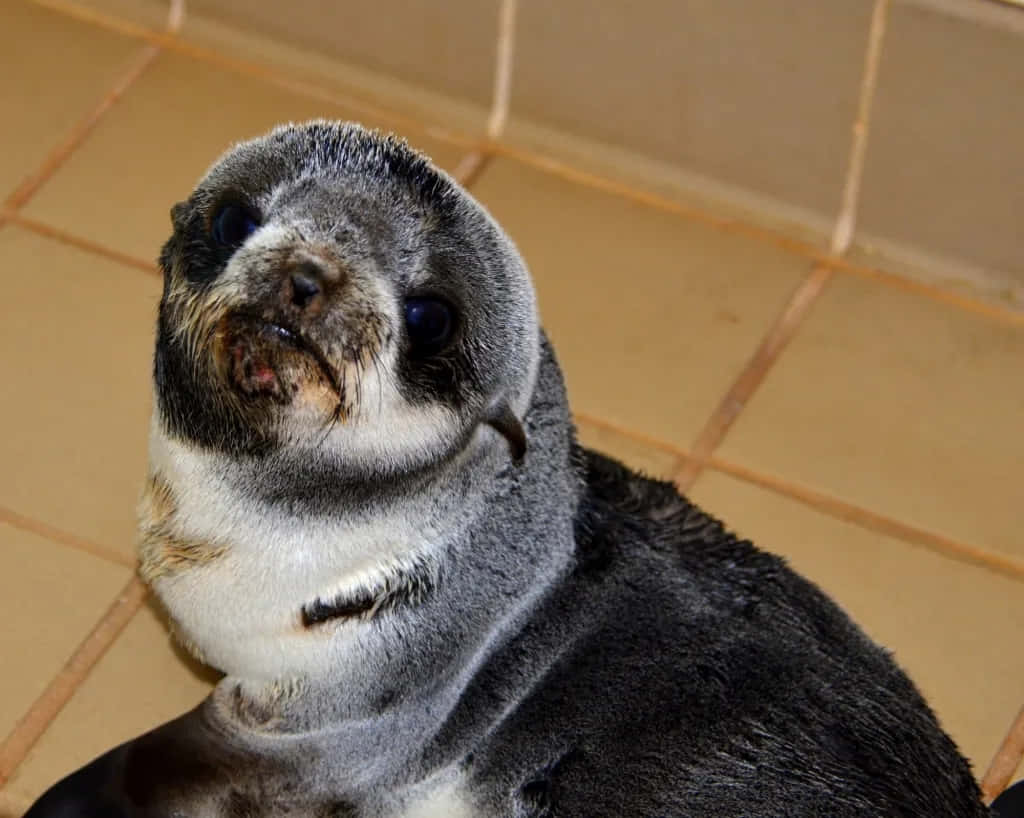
[[290, 271, 321, 308]]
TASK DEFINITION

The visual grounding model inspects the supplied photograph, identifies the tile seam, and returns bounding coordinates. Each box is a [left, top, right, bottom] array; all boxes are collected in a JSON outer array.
[[454, 150, 495, 189], [166, 0, 185, 33], [706, 455, 1024, 584], [575, 414, 1024, 584], [828, 256, 1024, 325], [0, 505, 136, 569], [982, 705, 1024, 803], [830, 0, 890, 255], [8, 213, 158, 274], [573, 411, 694, 463], [24, 0, 1024, 323], [673, 263, 834, 491], [486, 0, 518, 140], [0, 577, 148, 788], [2, 43, 161, 212]]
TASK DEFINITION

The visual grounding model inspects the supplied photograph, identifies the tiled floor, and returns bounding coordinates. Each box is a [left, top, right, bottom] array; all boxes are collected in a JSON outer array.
[[1, 1, 1022, 813]]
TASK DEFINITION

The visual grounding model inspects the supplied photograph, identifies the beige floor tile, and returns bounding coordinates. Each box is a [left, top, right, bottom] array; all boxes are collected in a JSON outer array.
[[0, 789, 31, 818], [575, 417, 680, 480], [0, 226, 159, 560], [0, 2, 141, 199], [471, 158, 809, 447], [24, 50, 468, 263], [690, 470, 1024, 774], [719, 273, 1024, 561], [0, 523, 130, 739], [6, 601, 219, 804]]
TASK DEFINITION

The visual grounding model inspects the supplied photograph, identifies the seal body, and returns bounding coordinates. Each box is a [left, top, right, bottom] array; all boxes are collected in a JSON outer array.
[[25, 122, 988, 817]]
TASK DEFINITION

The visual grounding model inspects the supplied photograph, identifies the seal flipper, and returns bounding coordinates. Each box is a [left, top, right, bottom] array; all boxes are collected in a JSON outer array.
[[483, 399, 527, 462]]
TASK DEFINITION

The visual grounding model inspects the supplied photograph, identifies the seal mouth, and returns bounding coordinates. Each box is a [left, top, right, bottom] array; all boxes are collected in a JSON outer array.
[[225, 315, 342, 401], [265, 322, 342, 397]]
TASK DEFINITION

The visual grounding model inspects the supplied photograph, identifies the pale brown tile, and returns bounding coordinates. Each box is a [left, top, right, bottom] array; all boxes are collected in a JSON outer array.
[[471, 158, 809, 447], [575, 418, 680, 479], [6, 602, 217, 804], [720, 273, 1024, 562], [25, 51, 468, 263], [75, 0, 173, 30], [512, 0, 872, 224], [0, 523, 129, 740], [690, 470, 1024, 773], [183, 0, 499, 109], [0, 226, 159, 560], [0, 2, 141, 199], [859, 3, 1024, 284], [0, 789, 31, 818]]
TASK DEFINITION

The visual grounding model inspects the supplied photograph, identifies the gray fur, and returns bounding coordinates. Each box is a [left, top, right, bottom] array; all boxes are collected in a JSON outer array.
[[25, 122, 987, 817]]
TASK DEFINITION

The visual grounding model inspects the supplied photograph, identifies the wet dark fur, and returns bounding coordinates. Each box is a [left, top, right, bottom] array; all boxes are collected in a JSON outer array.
[[460, 447, 989, 816]]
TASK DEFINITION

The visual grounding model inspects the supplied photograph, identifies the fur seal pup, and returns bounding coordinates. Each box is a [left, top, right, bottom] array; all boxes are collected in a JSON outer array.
[[25, 121, 996, 817]]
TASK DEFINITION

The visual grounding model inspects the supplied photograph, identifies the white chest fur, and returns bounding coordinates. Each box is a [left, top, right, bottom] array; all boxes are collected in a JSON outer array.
[[145, 429, 450, 680], [390, 770, 475, 818]]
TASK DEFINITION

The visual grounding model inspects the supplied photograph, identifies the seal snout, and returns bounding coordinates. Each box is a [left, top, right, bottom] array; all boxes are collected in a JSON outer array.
[[281, 249, 344, 316]]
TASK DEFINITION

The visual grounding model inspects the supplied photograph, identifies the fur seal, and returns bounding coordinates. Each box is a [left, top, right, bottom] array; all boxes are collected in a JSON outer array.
[[25, 121, 996, 817]]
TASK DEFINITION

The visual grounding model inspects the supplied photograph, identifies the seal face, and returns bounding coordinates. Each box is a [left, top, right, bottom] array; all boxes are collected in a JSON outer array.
[[143, 122, 540, 679], [154, 121, 537, 471]]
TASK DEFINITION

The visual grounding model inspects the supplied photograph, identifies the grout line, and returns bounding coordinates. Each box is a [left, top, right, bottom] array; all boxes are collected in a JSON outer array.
[[674, 264, 834, 491], [0, 577, 148, 788], [982, 705, 1024, 803], [0, 505, 135, 569], [27, 0, 1024, 324], [831, 0, 889, 256], [705, 455, 1024, 583], [573, 414, 1024, 585], [8, 213, 158, 274], [453, 150, 494, 189], [829, 255, 1024, 325], [486, 0, 518, 140], [2, 43, 160, 212], [573, 410, 694, 465], [167, 0, 186, 33]]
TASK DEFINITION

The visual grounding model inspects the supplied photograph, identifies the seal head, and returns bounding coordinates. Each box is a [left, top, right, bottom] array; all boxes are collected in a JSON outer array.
[[155, 121, 536, 472], [143, 122, 543, 681]]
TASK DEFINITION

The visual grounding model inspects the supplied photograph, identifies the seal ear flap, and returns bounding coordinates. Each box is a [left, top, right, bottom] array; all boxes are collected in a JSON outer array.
[[170, 201, 189, 230], [483, 399, 527, 463]]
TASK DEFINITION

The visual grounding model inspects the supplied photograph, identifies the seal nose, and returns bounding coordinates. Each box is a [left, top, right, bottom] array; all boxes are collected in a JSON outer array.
[[289, 261, 323, 310]]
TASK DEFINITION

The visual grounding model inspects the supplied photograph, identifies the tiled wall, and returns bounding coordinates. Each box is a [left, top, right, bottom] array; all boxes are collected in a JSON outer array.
[[170, 0, 1024, 304]]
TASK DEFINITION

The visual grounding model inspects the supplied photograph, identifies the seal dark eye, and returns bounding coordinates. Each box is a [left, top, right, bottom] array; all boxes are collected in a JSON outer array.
[[404, 297, 454, 351], [211, 203, 259, 247]]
